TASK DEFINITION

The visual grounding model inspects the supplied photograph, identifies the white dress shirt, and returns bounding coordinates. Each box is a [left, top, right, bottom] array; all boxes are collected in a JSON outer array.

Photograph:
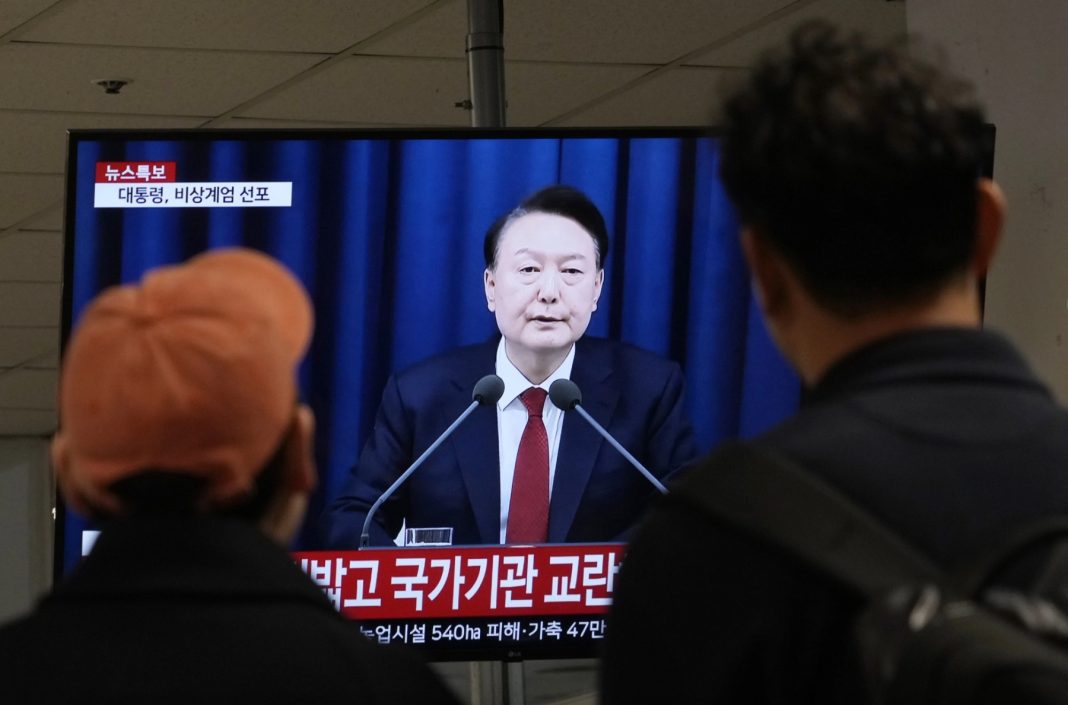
[[495, 338, 574, 543]]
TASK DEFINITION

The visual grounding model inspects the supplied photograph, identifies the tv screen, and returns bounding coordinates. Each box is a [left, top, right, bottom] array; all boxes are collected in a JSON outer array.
[[61, 127, 800, 659]]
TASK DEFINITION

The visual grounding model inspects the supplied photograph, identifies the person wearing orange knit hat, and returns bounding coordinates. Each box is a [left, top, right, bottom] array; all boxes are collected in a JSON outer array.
[[0, 248, 459, 705], [53, 247, 316, 531]]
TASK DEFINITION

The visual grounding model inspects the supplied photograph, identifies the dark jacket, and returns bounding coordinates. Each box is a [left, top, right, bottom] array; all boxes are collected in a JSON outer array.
[[602, 328, 1068, 704], [0, 513, 460, 705], [323, 336, 697, 547]]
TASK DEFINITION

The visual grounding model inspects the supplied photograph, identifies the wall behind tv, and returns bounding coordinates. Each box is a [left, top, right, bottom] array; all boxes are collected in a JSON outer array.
[[0, 440, 51, 622], [910, 0, 1068, 404]]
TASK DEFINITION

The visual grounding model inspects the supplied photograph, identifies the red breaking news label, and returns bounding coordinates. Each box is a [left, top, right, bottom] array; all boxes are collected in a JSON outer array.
[[95, 162, 176, 183]]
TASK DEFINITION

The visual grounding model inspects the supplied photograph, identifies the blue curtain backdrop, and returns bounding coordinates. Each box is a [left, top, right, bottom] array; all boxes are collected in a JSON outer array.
[[64, 132, 799, 568]]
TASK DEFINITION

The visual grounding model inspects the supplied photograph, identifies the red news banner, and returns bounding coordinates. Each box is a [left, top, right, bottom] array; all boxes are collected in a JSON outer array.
[[295, 544, 622, 619], [95, 161, 177, 183], [293, 544, 624, 655]]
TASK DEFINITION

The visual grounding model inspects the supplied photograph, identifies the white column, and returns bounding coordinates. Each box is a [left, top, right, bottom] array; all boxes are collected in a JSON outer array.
[[0, 437, 53, 622], [908, 1, 1068, 400]]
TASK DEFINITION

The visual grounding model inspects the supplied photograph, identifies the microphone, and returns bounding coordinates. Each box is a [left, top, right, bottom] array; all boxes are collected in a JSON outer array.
[[360, 374, 505, 548], [548, 378, 668, 495]]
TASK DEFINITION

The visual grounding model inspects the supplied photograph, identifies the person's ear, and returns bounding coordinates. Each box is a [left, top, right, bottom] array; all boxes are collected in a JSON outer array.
[[591, 268, 604, 311], [740, 227, 790, 320], [259, 405, 316, 545], [284, 404, 316, 494], [50, 433, 79, 511], [50, 432, 120, 519], [973, 178, 1006, 278], [484, 268, 497, 312]]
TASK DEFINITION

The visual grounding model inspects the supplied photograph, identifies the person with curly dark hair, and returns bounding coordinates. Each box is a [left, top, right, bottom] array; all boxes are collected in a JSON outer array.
[[602, 20, 1068, 704], [719, 21, 991, 321]]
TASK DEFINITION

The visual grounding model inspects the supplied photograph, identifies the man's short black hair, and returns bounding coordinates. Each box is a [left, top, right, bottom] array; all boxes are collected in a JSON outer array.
[[483, 184, 610, 270], [719, 20, 989, 317]]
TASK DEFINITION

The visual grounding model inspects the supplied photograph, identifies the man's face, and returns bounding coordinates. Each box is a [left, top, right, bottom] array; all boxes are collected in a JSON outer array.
[[484, 212, 604, 361]]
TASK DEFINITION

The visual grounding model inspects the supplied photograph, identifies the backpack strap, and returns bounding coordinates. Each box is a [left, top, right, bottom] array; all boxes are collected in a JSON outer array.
[[954, 517, 1068, 596], [674, 442, 941, 597], [1034, 541, 1068, 600]]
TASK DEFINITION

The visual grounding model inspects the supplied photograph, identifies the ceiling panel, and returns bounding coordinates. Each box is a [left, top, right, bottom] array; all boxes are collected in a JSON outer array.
[[17, 0, 437, 53], [0, 369, 56, 410], [0, 174, 64, 229], [0, 0, 55, 36], [0, 231, 62, 282], [11, 205, 63, 232], [551, 65, 743, 127], [504, 0, 796, 64], [206, 117, 395, 130], [691, 0, 906, 67], [353, 0, 465, 59], [0, 326, 58, 369], [242, 56, 657, 128], [499, 61, 651, 126], [0, 410, 57, 436], [242, 56, 472, 126], [360, 0, 795, 64], [0, 282, 61, 327], [0, 111, 203, 174], [0, 43, 324, 116]]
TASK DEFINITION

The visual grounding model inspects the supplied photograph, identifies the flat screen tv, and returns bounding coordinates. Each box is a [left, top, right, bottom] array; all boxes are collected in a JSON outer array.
[[60, 127, 801, 659]]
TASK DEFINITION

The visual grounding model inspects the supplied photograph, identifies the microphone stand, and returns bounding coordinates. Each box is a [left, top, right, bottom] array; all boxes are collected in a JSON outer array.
[[360, 400, 483, 548], [570, 405, 668, 495]]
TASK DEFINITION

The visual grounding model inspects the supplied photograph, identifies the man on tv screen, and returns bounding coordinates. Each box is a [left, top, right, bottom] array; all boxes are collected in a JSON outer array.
[[323, 185, 697, 547], [0, 249, 459, 704]]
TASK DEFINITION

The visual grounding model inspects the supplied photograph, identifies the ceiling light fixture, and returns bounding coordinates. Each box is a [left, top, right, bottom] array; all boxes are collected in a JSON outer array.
[[92, 79, 130, 95]]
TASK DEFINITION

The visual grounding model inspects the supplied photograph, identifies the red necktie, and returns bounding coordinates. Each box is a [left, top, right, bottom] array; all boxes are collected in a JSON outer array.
[[506, 387, 550, 543]]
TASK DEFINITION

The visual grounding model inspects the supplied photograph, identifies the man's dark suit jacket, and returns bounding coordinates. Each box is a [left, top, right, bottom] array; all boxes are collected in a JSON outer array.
[[322, 336, 697, 547], [0, 514, 459, 705], [603, 328, 1068, 705]]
